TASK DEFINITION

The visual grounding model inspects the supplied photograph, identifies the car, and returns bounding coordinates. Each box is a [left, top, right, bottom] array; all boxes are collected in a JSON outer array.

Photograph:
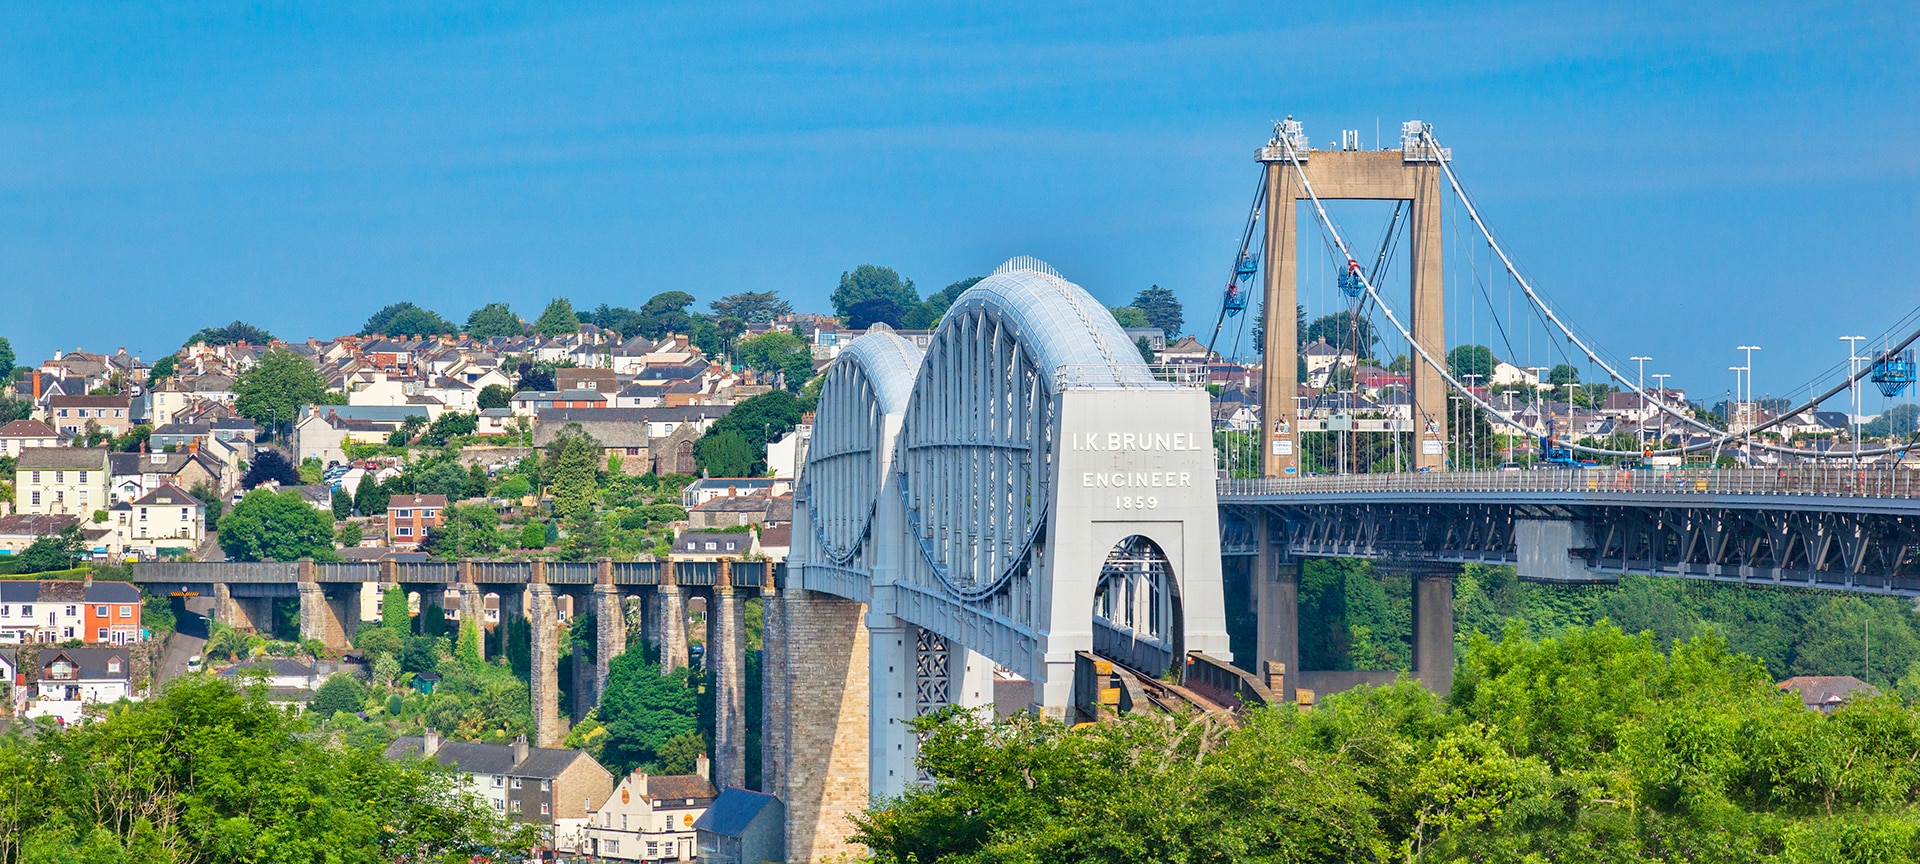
[[1496, 462, 1522, 472], [186, 654, 203, 673]]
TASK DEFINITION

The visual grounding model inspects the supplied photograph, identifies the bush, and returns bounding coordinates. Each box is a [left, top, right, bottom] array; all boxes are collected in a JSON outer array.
[[310, 673, 367, 717]]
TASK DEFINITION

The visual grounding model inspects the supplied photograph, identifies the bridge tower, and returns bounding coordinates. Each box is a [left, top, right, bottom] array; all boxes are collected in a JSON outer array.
[[770, 258, 1231, 862], [1259, 119, 1450, 475]]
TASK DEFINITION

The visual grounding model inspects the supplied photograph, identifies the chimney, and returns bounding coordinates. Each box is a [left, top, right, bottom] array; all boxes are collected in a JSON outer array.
[[512, 734, 529, 767], [33, 371, 41, 402], [695, 753, 710, 781], [188, 439, 199, 455], [423, 727, 440, 757]]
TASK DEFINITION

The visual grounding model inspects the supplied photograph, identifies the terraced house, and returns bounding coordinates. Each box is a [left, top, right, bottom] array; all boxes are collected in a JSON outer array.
[[14, 447, 110, 517]]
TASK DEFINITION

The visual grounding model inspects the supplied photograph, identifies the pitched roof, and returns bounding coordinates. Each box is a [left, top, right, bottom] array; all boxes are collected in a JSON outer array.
[[383, 736, 598, 779], [85, 581, 141, 603], [692, 787, 779, 837], [390, 494, 447, 509], [42, 647, 130, 681], [1779, 675, 1878, 709], [0, 514, 81, 537], [0, 419, 58, 438], [46, 394, 131, 408], [647, 773, 718, 802], [17, 447, 109, 470], [130, 484, 203, 508]]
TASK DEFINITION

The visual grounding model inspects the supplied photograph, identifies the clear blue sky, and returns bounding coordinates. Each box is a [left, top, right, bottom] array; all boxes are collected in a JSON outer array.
[[3, 2, 1915, 405]]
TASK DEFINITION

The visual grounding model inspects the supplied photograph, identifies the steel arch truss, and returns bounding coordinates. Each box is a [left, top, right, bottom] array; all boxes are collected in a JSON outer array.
[[1284, 503, 1517, 566]]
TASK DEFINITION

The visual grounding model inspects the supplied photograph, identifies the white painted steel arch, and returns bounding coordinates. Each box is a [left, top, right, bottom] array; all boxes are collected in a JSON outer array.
[[794, 256, 1229, 719]]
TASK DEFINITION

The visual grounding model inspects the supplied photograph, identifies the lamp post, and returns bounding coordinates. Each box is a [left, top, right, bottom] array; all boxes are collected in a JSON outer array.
[[1736, 346, 1761, 458], [1527, 367, 1549, 436], [1630, 356, 1651, 453], [1842, 336, 1867, 470], [1463, 374, 1483, 469], [1729, 367, 1747, 465]]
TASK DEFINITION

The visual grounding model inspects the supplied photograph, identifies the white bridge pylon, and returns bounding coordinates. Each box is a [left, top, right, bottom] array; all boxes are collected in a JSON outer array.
[[792, 256, 1230, 791]]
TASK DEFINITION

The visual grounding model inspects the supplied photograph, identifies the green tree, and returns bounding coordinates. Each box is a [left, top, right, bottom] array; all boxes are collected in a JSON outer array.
[[532, 297, 581, 337], [1129, 284, 1184, 337], [695, 431, 755, 477], [218, 488, 335, 562], [422, 504, 503, 558], [16, 524, 87, 573], [1305, 310, 1379, 359], [699, 390, 804, 475], [310, 673, 367, 716], [382, 585, 411, 633], [233, 349, 327, 435], [185, 320, 274, 347], [735, 331, 810, 377], [355, 471, 391, 516], [596, 649, 704, 775], [421, 412, 477, 446], [360, 301, 457, 337], [636, 291, 699, 339], [464, 302, 523, 339], [1111, 306, 1151, 329], [147, 353, 177, 381], [546, 424, 602, 520], [335, 520, 365, 548], [330, 486, 353, 520], [1549, 362, 1580, 386], [709, 290, 791, 323], [831, 264, 919, 322], [477, 383, 513, 410], [1446, 344, 1498, 382], [241, 449, 301, 489], [0, 337, 12, 379]]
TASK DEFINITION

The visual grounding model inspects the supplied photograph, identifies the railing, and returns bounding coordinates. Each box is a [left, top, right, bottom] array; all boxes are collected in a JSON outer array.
[[132, 561, 298, 583], [547, 562, 596, 585], [1052, 363, 1210, 390], [1220, 466, 1920, 499], [395, 562, 457, 583], [317, 562, 380, 582], [611, 561, 664, 586], [1183, 652, 1276, 709]]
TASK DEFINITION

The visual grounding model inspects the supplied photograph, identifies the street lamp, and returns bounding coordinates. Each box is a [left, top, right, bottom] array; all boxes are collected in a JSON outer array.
[[1729, 366, 1747, 465], [1842, 336, 1867, 469], [1630, 356, 1651, 453]]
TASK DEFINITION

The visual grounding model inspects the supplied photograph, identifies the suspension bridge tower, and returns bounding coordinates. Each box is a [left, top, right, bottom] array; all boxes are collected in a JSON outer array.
[[1259, 120, 1451, 475]]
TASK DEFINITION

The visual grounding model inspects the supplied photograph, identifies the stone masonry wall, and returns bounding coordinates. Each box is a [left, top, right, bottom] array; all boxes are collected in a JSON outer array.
[[775, 590, 869, 863]]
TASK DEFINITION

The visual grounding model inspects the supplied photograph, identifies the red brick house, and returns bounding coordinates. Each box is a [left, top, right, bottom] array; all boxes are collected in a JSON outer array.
[[387, 494, 447, 546]]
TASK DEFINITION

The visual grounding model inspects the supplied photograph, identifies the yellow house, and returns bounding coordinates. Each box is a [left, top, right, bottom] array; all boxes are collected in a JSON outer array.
[[15, 447, 111, 517]]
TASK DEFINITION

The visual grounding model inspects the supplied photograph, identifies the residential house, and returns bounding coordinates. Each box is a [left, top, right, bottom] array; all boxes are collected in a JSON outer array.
[[388, 494, 448, 546], [764, 426, 810, 479], [293, 405, 432, 465], [756, 523, 791, 561], [693, 788, 785, 864], [0, 419, 61, 457], [586, 757, 717, 861], [385, 730, 614, 854], [0, 514, 81, 556], [0, 648, 15, 715], [44, 394, 133, 439], [223, 658, 321, 691], [81, 580, 144, 645], [680, 478, 793, 508], [1779, 676, 1878, 713], [687, 493, 790, 531], [671, 530, 759, 560], [533, 406, 733, 475], [508, 389, 609, 417], [27, 647, 133, 725], [108, 447, 226, 505], [106, 484, 204, 559], [554, 368, 619, 393], [15, 447, 110, 517]]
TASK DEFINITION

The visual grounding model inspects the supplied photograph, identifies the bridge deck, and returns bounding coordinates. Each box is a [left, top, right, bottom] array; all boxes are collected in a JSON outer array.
[[1220, 468, 1920, 514]]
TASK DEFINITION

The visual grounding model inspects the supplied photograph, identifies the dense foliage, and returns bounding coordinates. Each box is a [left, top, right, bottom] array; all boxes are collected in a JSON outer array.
[[232, 349, 327, 433], [0, 676, 533, 863], [859, 625, 1920, 863], [217, 488, 335, 562], [360, 301, 457, 338]]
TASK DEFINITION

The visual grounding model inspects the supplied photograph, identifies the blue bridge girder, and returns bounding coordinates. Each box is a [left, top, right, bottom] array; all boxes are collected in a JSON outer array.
[[1219, 468, 1920, 598]]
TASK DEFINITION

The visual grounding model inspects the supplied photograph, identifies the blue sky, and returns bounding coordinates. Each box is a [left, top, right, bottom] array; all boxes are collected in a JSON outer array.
[[2, 2, 1915, 406]]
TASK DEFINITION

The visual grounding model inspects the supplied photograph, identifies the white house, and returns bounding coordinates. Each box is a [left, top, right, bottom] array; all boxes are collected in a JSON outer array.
[[585, 758, 716, 861], [107, 484, 204, 558], [27, 647, 133, 725]]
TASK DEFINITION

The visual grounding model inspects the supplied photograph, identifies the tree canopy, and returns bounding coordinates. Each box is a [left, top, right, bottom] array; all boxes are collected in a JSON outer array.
[[476, 383, 513, 411], [858, 623, 1920, 863], [832, 265, 919, 321], [0, 337, 13, 378], [1446, 344, 1498, 382], [532, 298, 581, 337], [1111, 306, 1151, 329], [0, 675, 533, 861], [1305, 310, 1379, 358], [241, 449, 301, 489], [697, 390, 803, 476], [1129, 284, 1184, 337], [709, 290, 792, 323], [361, 302, 458, 337], [233, 349, 328, 432], [218, 488, 335, 562], [596, 648, 704, 776], [463, 302, 522, 339], [545, 423, 602, 520], [185, 320, 274, 348]]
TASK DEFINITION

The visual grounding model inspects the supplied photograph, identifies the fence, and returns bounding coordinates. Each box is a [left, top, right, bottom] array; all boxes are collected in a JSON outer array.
[[1220, 466, 1920, 499]]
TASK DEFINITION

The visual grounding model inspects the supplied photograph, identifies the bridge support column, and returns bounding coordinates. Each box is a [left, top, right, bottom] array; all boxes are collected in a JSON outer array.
[[867, 616, 916, 802], [1252, 514, 1301, 702], [298, 581, 352, 650], [711, 568, 747, 791], [659, 584, 688, 674], [759, 583, 786, 795], [1412, 570, 1456, 695], [592, 561, 625, 705], [212, 583, 261, 633], [765, 590, 868, 864], [525, 581, 563, 747]]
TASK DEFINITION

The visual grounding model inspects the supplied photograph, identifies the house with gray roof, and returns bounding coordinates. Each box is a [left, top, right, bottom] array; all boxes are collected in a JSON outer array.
[[693, 787, 784, 864], [386, 729, 613, 853]]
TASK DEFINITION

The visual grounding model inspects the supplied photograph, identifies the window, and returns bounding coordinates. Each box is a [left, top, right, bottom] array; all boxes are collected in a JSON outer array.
[[510, 800, 521, 813], [79, 471, 88, 483], [119, 606, 131, 618], [180, 508, 189, 520], [394, 509, 411, 518], [96, 605, 108, 616], [1, 606, 9, 616], [397, 526, 412, 537], [603, 840, 619, 854], [540, 802, 549, 816], [54, 471, 63, 483], [108, 657, 121, 673], [647, 843, 658, 857], [65, 606, 76, 616], [20, 605, 30, 616], [704, 542, 716, 551], [30, 471, 40, 483], [97, 628, 108, 640], [540, 779, 550, 791], [492, 799, 504, 811], [511, 778, 523, 789], [493, 775, 505, 788], [62, 627, 74, 638], [29, 492, 39, 506], [140, 508, 148, 521]]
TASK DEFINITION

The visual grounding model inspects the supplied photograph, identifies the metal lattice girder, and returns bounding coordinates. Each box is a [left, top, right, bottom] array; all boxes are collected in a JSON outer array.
[[802, 330, 922, 572]]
